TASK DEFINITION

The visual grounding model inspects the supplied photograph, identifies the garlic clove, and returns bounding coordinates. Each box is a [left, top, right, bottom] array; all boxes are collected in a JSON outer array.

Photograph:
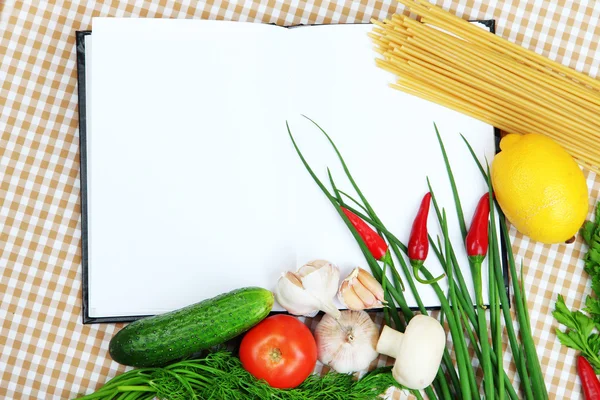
[[338, 267, 386, 310], [274, 272, 320, 317], [357, 268, 385, 302], [338, 280, 365, 311], [285, 272, 304, 288], [315, 310, 379, 374], [351, 280, 378, 308], [297, 259, 329, 276], [298, 260, 340, 296], [298, 260, 341, 319]]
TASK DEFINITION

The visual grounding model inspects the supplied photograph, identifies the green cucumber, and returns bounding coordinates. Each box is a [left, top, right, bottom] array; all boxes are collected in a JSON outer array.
[[109, 286, 274, 367]]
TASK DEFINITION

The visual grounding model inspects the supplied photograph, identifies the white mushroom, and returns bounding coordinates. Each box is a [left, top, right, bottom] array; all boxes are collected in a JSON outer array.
[[376, 314, 446, 390]]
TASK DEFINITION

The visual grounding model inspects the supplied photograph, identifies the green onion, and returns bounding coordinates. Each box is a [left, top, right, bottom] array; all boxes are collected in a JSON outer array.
[[459, 134, 547, 400], [292, 120, 462, 399], [433, 123, 467, 238], [335, 177, 526, 400], [440, 210, 475, 399], [287, 118, 549, 399], [288, 122, 443, 400], [501, 216, 548, 399]]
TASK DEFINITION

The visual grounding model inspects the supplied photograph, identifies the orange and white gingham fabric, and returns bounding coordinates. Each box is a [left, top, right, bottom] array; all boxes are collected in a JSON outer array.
[[1, 1, 600, 399]]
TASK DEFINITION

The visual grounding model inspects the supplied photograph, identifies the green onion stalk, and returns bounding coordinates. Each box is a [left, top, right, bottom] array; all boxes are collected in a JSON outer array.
[[287, 122, 442, 400], [287, 117, 548, 399], [289, 119, 473, 399], [349, 200, 521, 400]]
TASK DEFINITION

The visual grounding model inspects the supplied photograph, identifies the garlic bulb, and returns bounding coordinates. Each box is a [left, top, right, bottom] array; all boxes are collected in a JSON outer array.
[[338, 267, 386, 310], [314, 310, 379, 373], [275, 260, 341, 319]]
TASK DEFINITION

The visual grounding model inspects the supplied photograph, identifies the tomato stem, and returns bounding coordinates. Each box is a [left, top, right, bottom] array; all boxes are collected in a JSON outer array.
[[269, 348, 283, 363]]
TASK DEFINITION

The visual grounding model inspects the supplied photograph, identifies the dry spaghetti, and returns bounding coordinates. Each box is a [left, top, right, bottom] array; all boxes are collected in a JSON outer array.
[[370, 0, 600, 173]]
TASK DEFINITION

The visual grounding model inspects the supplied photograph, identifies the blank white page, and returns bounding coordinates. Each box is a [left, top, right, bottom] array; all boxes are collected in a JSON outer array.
[[88, 19, 292, 317], [87, 20, 498, 319], [286, 24, 497, 308]]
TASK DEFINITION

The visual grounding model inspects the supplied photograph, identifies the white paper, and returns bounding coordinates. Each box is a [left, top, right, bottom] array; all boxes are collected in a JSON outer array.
[[286, 24, 499, 309], [87, 19, 499, 318]]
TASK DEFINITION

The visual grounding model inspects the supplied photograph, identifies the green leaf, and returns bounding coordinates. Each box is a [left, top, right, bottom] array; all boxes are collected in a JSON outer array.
[[568, 329, 588, 350], [589, 248, 600, 264], [584, 296, 600, 317], [584, 261, 597, 280], [555, 329, 582, 351], [553, 310, 577, 330], [587, 334, 600, 355], [582, 221, 596, 245], [575, 311, 596, 337], [589, 265, 600, 278], [553, 295, 577, 330]]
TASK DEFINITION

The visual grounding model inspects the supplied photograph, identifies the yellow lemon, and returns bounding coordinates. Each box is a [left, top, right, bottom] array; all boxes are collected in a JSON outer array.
[[491, 133, 588, 244]]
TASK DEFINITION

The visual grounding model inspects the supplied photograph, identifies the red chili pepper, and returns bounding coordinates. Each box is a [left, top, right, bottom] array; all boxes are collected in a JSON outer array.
[[466, 192, 490, 264], [341, 207, 404, 291], [579, 355, 600, 400], [342, 207, 388, 261], [466, 192, 490, 308], [408, 193, 444, 284]]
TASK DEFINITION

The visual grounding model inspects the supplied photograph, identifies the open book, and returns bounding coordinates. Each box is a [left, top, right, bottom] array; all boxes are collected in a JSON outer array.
[[77, 19, 503, 323]]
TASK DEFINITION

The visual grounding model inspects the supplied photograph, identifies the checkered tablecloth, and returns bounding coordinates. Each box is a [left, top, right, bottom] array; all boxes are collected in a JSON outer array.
[[2, 1, 600, 399]]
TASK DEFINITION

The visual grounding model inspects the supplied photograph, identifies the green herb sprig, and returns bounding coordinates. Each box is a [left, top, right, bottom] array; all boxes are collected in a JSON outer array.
[[554, 200, 600, 372], [581, 202, 600, 321], [74, 350, 400, 400]]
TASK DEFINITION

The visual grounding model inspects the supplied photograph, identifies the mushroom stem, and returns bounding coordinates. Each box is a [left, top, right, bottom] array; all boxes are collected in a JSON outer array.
[[376, 325, 404, 357]]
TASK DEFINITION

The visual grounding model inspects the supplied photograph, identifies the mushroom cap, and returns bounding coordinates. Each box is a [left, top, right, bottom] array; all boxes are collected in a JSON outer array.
[[392, 315, 446, 390]]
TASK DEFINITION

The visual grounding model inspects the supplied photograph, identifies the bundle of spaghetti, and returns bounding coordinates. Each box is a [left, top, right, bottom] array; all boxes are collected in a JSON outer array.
[[370, 0, 600, 173]]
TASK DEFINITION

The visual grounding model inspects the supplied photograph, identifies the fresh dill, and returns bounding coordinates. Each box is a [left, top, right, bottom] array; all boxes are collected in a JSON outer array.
[[74, 350, 400, 400]]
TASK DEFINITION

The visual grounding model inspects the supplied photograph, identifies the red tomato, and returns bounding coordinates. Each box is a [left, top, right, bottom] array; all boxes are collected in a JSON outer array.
[[239, 314, 317, 389]]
